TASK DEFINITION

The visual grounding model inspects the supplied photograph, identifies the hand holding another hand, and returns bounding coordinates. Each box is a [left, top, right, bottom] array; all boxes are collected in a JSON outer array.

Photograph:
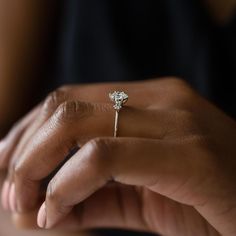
[[1, 78, 236, 236]]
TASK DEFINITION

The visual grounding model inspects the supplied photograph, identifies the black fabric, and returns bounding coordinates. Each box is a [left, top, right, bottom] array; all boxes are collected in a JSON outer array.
[[52, 1, 236, 234], [55, 0, 236, 118]]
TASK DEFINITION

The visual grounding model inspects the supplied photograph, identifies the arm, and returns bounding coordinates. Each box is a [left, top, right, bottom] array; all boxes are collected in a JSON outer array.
[[0, 0, 59, 137]]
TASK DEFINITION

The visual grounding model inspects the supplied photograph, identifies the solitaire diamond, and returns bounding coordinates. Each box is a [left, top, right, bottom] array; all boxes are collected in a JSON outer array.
[[109, 91, 128, 110]]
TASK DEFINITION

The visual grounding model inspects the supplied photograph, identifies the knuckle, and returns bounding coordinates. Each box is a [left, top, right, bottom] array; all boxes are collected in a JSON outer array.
[[57, 85, 71, 92], [162, 78, 195, 102], [87, 138, 110, 156], [164, 77, 190, 89], [54, 100, 93, 124], [171, 78, 189, 87], [14, 161, 26, 179], [42, 88, 68, 115], [83, 138, 113, 179], [46, 180, 62, 203], [84, 138, 112, 166]]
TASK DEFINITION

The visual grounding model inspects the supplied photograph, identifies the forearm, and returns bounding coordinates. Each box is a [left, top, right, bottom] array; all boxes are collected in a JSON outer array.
[[0, 0, 58, 136]]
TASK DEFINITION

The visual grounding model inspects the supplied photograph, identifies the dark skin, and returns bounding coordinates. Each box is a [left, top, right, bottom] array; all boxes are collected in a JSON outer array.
[[0, 172, 92, 236], [0, 1, 235, 235], [0, 78, 236, 236]]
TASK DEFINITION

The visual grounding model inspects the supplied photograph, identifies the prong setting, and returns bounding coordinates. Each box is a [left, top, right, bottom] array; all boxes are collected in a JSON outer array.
[[109, 91, 128, 110], [109, 91, 128, 137]]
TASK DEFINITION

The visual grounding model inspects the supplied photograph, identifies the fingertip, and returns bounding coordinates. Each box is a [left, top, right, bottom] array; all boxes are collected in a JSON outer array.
[[12, 206, 43, 230], [0, 141, 6, 169], [15, 180, 40, 213], [9, 183, 17, 212], [37, 202, 46, 229], [1, 180, 10, 211], [0, 140, 5, 152]]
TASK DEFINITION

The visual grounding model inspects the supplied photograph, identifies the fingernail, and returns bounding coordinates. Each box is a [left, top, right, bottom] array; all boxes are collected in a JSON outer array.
[[1, 180, 10, 211], [0, 141, 6, 166], [0, 140, 6, 153], [0, 141, 5, 149], [37, 202, 46, 228], [9, 183, 17, 212]]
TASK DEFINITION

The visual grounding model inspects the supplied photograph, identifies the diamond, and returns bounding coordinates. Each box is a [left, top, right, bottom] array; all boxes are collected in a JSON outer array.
[[109, 91, 128, 110]]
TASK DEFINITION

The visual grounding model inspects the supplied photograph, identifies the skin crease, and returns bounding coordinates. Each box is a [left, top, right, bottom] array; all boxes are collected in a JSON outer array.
[[0, 78, 236, 236]]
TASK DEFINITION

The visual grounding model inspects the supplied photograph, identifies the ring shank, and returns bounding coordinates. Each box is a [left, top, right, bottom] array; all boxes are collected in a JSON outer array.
[[114, 110, 119, 137]]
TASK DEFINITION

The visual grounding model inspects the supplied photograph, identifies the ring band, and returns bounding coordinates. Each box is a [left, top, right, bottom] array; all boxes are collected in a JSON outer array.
[[109, 91, 128, 137]]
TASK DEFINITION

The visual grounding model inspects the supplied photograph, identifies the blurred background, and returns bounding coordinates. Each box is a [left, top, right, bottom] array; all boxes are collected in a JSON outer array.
[[0, 0, 235, 235]]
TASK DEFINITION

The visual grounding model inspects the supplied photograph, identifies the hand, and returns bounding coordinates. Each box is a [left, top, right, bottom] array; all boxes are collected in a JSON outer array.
[[1, 78, 236, 236]]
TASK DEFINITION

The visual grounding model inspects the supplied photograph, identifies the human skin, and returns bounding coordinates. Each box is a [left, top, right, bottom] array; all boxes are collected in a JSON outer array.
[[0, 78, 236, 235], [0, 172, 92, 236], [0, 0, 59, 137], [0, 0, 234, 139], [0, 0, 234, 136]]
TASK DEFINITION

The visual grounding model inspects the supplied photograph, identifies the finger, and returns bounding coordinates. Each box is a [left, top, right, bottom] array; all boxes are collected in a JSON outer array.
[[41, 184, 151, 232], [13, 100, 170, 212], [0, 105, 40, 170], [40, 185, 218, 236], [8, 88, 71, 174], [1, 87, 69, 172], [0, 105, 40, 211], [38, 136, 207, 229], [2, 88, 72, 211]]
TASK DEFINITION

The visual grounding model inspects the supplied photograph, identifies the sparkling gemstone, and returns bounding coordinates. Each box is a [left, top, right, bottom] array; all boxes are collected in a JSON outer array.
[[109, 91, 128, 110]]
